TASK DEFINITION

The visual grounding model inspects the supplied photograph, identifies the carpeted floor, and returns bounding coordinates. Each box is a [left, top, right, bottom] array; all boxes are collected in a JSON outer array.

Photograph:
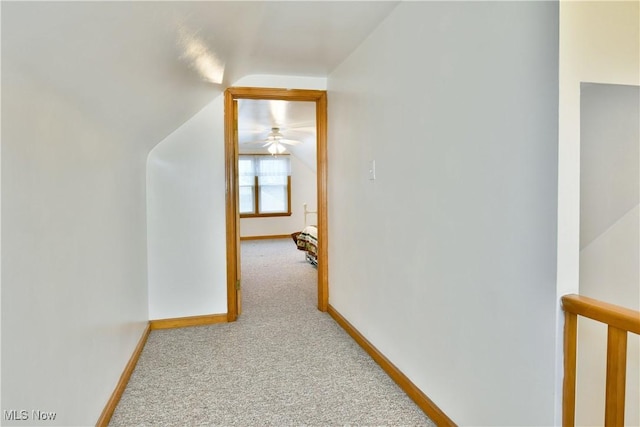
[[110, 238, 433, 426]]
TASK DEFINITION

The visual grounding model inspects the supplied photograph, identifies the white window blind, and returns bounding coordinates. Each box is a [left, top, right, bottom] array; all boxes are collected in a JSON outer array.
[[239, 155, 291, 215]]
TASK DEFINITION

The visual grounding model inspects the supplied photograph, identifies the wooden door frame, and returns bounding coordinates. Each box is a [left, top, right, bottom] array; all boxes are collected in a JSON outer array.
[[224, 87, 328, 321]]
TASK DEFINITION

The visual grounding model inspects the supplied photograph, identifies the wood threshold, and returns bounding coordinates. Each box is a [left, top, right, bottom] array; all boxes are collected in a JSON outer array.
[[150, 313, 228, 330], [96, 322, 151, 427], [327, 305, 456, 427], [240, 234, 291, 241]]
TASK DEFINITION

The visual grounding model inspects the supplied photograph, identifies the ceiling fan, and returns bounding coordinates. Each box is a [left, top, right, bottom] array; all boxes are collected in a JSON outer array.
[[249, 127, 302, 155]]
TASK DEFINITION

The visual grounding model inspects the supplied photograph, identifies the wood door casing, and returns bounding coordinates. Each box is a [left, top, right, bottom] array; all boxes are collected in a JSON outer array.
[[224, 87, 328, 321]]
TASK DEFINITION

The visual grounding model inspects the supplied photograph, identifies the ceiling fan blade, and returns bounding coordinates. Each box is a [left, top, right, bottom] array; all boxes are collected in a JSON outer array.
[[280, 121, 316, 130], [237, 128, 267, 133], [238, 131, 269, 143], [280, 125, 316, 133], [280, 139, 302, 146], [281, 129, 314, 140], [239, 139, 270, 145]]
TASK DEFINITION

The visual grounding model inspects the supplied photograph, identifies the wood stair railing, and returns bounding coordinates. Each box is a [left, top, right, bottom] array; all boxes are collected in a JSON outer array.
[[561, 294, 640, 427]]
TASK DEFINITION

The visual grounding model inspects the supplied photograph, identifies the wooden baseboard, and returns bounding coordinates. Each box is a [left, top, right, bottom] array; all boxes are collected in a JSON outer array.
[[327, 305, 456, 427], [96, 322, 151, 427], [97, 313, 227, 424], [240, 234, 291, 241], [150, 313, 228, 330]]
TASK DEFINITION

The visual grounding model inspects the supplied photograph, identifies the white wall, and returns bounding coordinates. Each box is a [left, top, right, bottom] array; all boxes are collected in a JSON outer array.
[[1, 2, 4, 411], [147, 75, 326, 320], [232, 75, 327, 91], [577, 83, 639, 425], [1, 67, 149, 425], [559, 2, 640, 424], [558, 0, 640, 298], [239, 153, 317, 238], [327, 2, 559, 425], [580, 85, 639, 251], [146, 99, 228, 320]]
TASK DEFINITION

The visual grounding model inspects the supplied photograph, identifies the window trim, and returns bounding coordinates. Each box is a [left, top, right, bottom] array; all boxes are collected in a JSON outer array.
[[239, 155, 292, 218]]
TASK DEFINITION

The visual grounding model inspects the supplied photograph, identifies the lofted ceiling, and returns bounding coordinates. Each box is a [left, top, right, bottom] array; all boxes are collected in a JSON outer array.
[[1, 1, 398, 150]]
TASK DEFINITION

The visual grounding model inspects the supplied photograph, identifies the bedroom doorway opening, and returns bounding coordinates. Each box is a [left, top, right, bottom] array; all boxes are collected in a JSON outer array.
[[224, 87, 328, 321]]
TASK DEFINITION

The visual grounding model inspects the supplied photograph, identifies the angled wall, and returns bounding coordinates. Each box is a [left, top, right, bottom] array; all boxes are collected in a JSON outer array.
[[327, 2, 559, 424], [146, 97, 228, 319]]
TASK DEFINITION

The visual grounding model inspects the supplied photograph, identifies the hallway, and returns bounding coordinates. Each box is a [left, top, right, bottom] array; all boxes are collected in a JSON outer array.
[[111, 239, 432, 425]]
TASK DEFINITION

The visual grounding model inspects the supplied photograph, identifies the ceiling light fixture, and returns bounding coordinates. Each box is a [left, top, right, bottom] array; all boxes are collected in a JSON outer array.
[[267, 140, 287, 155], [262, 127, 300, 155]]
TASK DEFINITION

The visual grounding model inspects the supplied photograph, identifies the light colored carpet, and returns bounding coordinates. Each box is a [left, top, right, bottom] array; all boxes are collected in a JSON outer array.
[[110, 238, 434, 426]]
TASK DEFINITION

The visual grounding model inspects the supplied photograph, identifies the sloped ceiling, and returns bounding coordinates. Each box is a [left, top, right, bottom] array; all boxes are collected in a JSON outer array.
[[237, 99, 317, 171], [2, 1, 398, 149]]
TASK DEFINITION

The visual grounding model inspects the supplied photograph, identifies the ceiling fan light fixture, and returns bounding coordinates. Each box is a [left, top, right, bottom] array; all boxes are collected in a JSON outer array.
[[270, 127, 285, 140], [268, 142, 286, 155], [241, 126, 303, 149]]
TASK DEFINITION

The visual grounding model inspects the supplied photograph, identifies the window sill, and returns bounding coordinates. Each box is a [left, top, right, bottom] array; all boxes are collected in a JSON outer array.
[[240, 212, 292, 219]]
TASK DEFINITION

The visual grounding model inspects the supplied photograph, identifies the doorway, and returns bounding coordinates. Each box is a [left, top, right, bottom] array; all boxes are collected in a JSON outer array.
[[224, 87, 328, 321]]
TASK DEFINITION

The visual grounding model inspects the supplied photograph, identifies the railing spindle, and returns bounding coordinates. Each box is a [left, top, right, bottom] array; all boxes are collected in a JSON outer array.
[[563, 311, 577, 427], [561, 294, 640, 426], [604, 326, 627, 427]]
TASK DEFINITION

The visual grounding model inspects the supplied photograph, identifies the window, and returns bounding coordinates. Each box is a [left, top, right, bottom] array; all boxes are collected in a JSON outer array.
[[239, 154, 291, 217]]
